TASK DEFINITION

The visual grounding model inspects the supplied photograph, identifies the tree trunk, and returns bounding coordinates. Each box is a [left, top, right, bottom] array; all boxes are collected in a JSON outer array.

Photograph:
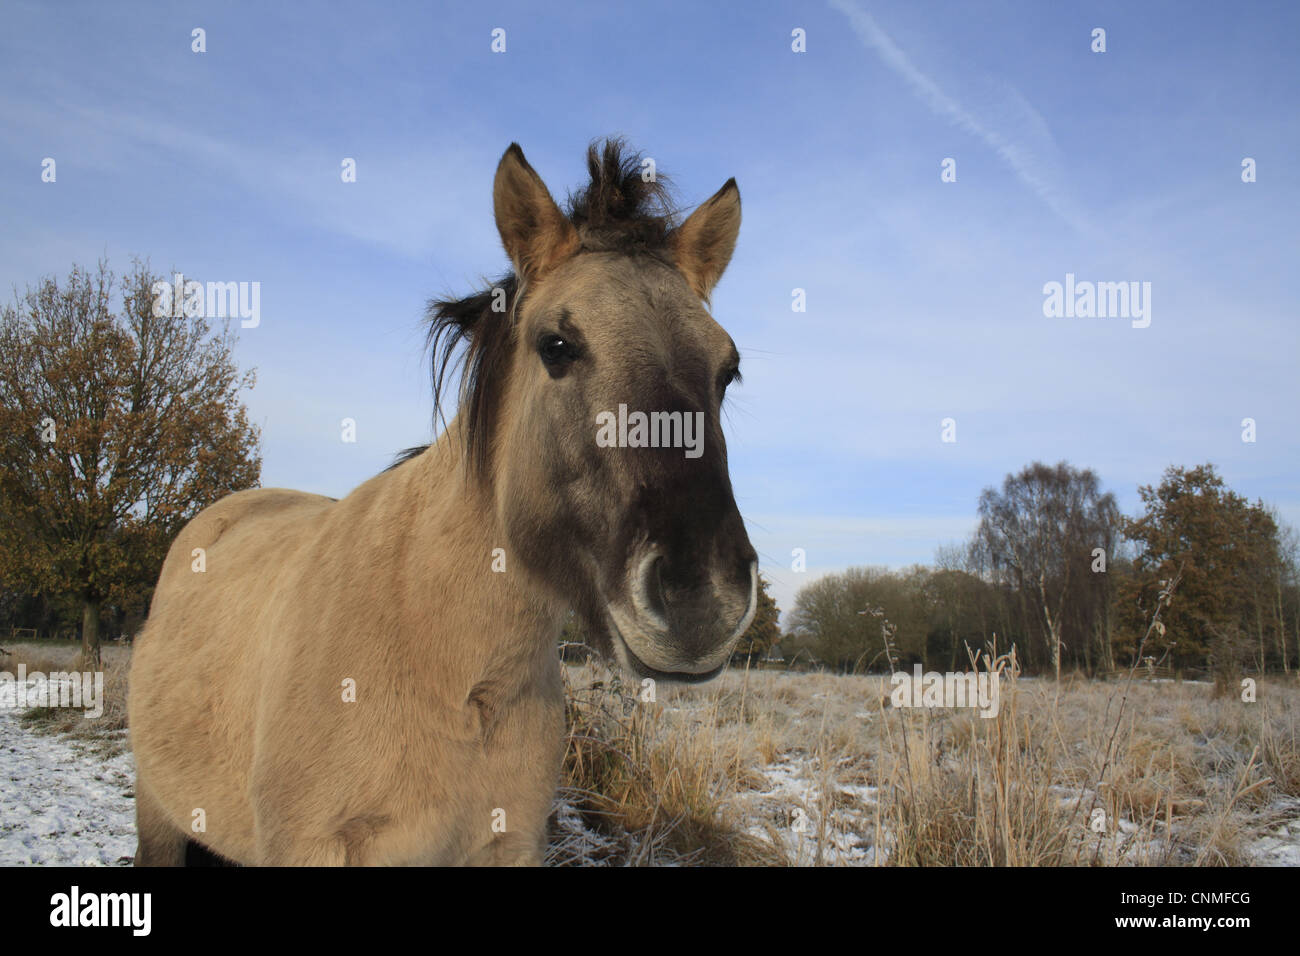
[[81, 598, 101, 668], [1037, 577, 1061, 680], [1255, 596, 1266, 673], [1276, 580, 1289, 673]]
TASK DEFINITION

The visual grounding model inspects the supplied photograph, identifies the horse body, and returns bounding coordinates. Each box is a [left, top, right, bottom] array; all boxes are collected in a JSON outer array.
[[130, 442, 565, 865], [130, 138, 755, 865]]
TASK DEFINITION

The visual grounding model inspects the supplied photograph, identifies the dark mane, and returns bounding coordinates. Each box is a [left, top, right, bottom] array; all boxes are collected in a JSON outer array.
[[422, 272, 521, 478], [410, 137, 680, 479], [566, 137, 677, 254]]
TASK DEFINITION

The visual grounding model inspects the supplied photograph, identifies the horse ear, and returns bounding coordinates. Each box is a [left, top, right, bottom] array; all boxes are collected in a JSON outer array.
[[493, 144, 579, 278], [669, 179, 741, 301]]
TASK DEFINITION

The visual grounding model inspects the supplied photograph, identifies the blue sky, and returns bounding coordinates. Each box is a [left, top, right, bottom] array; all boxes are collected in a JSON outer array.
[[3, 1, 1297, 618]]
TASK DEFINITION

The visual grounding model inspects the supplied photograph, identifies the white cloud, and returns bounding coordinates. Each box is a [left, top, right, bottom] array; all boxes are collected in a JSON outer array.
[[0, 92, 498, 262]]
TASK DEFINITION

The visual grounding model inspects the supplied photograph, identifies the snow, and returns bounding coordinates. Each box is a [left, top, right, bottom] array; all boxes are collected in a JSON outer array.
[[0, 672, 1297, 868], [741, 755, 882, 865], [0, 677, 136, 866], [1250, 797, 1300, 866]]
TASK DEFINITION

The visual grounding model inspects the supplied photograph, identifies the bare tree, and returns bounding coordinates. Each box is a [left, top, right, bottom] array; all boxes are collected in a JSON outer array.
[[976, 461, 1119, 680]]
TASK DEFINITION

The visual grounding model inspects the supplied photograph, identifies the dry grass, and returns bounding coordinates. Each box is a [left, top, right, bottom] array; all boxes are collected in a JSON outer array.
[[5, 639, 1297, 865], [553, 659, 1300, 866], [547, 661, 789, 865], [2, 641, 130, 757]]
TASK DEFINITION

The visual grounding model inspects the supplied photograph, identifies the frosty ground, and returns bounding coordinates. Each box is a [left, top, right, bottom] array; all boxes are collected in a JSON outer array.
[[2, 646, 1299, 866], [0, 675, 135, 866]]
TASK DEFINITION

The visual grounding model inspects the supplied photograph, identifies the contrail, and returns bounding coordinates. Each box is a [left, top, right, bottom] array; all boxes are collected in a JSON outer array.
[[829, 0, 1091, 234]]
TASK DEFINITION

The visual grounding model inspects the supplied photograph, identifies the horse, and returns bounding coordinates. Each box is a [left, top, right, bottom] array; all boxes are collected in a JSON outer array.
[[127, 138, 758, 865]]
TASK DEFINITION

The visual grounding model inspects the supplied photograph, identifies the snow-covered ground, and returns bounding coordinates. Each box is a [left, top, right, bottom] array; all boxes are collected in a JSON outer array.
[[740, 755, 883, 865], [0, 677, 136, 866], [1252, 797, 1300, 866], [0, 673, 1297, 867]]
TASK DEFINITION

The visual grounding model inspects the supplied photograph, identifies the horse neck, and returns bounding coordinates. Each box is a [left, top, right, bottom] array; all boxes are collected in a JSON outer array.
[[389, 429, 565, 666]]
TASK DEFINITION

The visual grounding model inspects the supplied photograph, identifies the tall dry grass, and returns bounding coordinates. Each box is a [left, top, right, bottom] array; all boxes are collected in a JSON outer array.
[[2, 641, 130, 756], [4, 639, 1296, 865], [547, 661, 788, 865], [554, 654, 1300, 866]]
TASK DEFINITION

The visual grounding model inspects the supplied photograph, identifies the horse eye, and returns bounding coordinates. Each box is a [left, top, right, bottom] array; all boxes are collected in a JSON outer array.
[[538, 334, 573, 366], [719, 365, 741, 391]]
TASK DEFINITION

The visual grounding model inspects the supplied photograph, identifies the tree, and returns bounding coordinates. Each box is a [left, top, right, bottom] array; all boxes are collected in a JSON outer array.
[[976, 461, 1120, 680], [1120, 463, 1282, 678], [787, 567, 882, 672], [786, 566, 933, 673], [732, 573, 780, 664], [926, 544, 1002, 670], [1274, 516, 1300, 674], [0, 260, 261, 664]]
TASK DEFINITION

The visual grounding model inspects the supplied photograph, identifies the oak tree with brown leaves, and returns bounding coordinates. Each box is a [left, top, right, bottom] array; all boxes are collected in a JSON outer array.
[[1120, 463, 1283, 683], [0, 260, 261, 664]]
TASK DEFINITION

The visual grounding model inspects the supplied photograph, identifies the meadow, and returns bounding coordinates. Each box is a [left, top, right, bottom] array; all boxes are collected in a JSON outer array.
[[4, 641, 1297, 867]]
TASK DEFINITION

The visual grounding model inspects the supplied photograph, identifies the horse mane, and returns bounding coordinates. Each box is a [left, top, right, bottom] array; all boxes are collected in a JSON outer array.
[[564, 137, 677, 254], [404, 137, 680, 478]]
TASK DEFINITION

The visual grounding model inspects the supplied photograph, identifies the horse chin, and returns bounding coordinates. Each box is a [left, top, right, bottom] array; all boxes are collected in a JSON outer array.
[[601, 609, 729, 685]]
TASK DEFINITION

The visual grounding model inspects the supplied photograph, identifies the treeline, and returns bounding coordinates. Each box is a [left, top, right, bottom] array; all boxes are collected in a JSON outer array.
[[0, 260, 261, 662], [785, 462, 1299, 681]]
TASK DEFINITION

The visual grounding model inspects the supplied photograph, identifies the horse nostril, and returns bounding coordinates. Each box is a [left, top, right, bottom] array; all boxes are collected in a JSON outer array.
[[641, 554, 668, 618]]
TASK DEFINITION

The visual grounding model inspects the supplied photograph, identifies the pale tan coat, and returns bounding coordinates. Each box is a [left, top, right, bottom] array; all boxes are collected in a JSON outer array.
[[128, 140, 752, 866]]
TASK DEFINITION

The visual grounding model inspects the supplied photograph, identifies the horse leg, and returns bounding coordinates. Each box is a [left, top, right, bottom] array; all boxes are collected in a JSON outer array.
[[253, 812, 350, 865], [133, 778, 187, 866], [464, 825, 547, 866]]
